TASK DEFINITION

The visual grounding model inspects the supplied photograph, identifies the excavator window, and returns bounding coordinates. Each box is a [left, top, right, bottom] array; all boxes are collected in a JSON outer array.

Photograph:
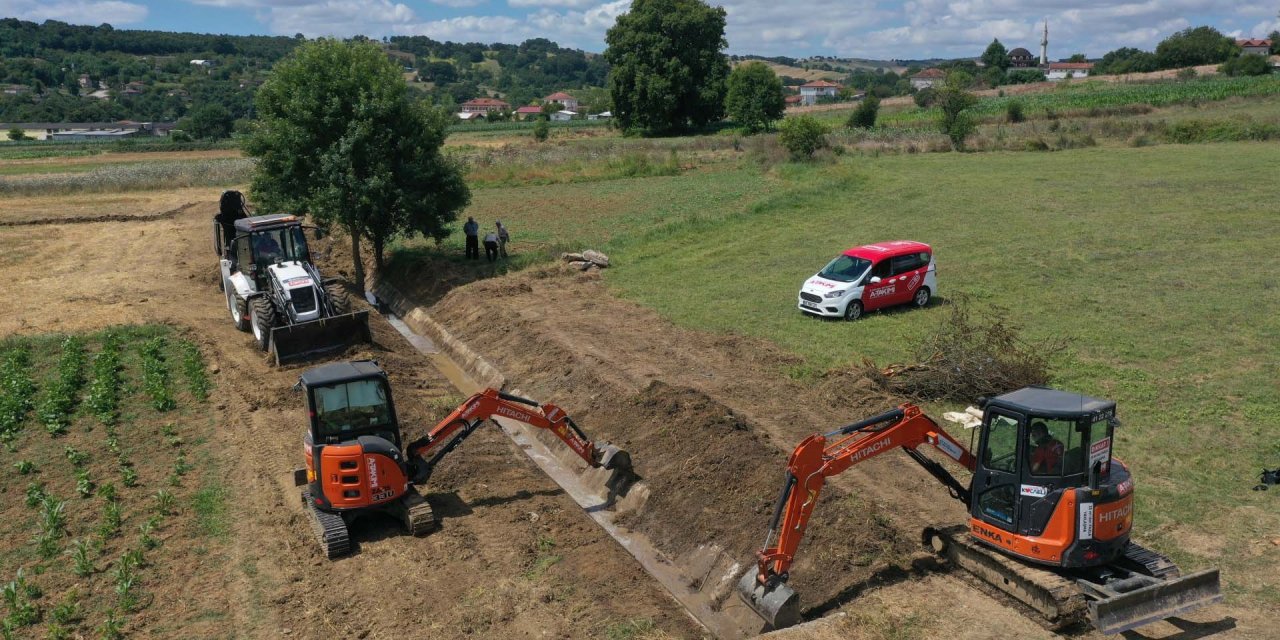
[[1028, 419, 1075, 476], [312, 378, 393, 440], [984, 414, 1019, 473], [251, 226, 309, 267]]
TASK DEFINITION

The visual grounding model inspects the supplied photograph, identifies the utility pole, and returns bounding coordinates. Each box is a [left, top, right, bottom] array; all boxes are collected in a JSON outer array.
[[1040, 20, 1049, 66]]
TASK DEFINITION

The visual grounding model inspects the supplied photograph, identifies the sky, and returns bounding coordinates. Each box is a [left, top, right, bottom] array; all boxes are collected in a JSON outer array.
[[0, 1, 1276, 60]]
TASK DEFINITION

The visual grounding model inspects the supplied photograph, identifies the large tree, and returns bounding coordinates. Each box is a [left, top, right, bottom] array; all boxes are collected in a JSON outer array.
[[1155, 26, 1238, 69], [604, 0, 730, 134], [981, 38, 1010, 71], [936, 71, 977, 151], [725, 62, 785, 133], [177, 103, 233, 140], [246, 39, 470, 291], [1094, 47, 1158, 75]]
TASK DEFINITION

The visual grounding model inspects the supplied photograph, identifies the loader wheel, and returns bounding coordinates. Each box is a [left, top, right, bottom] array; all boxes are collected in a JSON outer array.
[[250, 297, 276, 351], [229, 292, 250, 332], [324, 282, 351, 315]]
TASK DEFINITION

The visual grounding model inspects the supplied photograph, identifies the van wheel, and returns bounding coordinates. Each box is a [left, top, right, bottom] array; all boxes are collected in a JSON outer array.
[[913, 287, 931, 308], [844, 301, 863, 321]]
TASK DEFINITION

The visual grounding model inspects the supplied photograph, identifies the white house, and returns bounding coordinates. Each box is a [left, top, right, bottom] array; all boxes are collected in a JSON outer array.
[[798, 80, 839, 106], [1046, 62, 1093, 80], [910, 68, 946, 90], [1237, 39, 1272, 56], [551, 110, 577, 122], [544, 92, 579, 111], [190, 59, 215, 67], [587, 111, 611, 121]]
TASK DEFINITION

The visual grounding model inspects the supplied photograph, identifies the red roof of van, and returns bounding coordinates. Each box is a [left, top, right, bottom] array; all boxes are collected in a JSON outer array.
[[843, 240, 931, 260]]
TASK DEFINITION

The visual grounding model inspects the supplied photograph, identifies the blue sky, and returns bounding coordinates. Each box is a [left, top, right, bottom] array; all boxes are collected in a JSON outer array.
[[0, 1, 1275, 59]]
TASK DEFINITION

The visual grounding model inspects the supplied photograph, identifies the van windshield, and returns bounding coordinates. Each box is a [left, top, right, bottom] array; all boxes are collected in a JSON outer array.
[[819, 255, 871, 283]]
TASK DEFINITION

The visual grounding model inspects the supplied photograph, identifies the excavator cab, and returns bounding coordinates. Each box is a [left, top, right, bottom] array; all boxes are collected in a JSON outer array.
[[969, 387, 1133, 568]]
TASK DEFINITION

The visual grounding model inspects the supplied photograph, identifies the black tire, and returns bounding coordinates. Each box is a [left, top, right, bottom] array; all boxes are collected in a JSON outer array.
[[324, 282, 351, 316], [913, 286, 931, 308], [844, 300, 863, 321], [249, 297, 276, 351], [229, 292, 250, 332]]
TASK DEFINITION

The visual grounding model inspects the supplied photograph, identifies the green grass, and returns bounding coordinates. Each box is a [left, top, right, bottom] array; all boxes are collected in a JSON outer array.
[[593, 144, 1280, 602], [192, 483, 229, 540]]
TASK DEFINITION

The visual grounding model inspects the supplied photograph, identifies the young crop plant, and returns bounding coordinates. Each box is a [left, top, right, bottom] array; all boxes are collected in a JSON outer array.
[[153, 489, 175, 516], [139, 337, 176, 412], [24, 482, 46, 508], [98, 498, 122, 542], [178, 340, 211, 400], [139, 517, 160, 550], [113, 550, 145, 611], [120, 462, 138, 488], [97, 608, 125, 640], [14, 460, 34, 474], [63, 446, 88, 467], [36, 495, 68, 558], [0, 347, 37, 445], [70, 539, 94, 576], [76, 468, 94, 498], [1, 569, 41, 632], [45, 590, 79, 640], [86, 333, 124, 427], [37, 337, 88, 436]]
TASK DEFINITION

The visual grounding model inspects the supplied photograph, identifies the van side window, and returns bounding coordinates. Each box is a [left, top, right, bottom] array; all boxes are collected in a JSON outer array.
[[919, 252, 931, 268], [870, 260, 893, 279], [890, 254, 920, 276]]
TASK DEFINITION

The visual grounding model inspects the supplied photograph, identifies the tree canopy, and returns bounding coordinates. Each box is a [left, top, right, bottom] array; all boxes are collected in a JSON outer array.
[[246, 39, 470, 291], [1094, 47, 1159, 75], [1155, 26, 1239, 69], [177, 103, 233, 139], [725, 62, 785, 133], [936, 71, 978, 151], [604, 0, 730, 134], [981, 39, 1010, 71]]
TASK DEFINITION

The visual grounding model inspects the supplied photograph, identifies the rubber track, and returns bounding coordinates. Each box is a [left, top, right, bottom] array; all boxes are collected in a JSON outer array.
[[927, 525, 1088, 628], [1120, 541, 1180, 579], [302, 490, 351, 558]]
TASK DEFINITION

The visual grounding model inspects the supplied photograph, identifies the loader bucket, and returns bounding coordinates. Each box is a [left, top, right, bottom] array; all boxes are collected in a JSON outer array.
[[1089, 569, 1223, 635], [737, 570, 801, 629], [269, 311, 372, 366]]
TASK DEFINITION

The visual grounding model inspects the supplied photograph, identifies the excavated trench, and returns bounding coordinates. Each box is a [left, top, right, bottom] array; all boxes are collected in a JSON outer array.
[[369, 277, 915, 638]]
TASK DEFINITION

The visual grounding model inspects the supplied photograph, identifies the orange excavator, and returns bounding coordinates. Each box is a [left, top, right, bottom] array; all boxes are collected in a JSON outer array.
[[292, 360, 632, 558], [739, 386, 1221, 634]]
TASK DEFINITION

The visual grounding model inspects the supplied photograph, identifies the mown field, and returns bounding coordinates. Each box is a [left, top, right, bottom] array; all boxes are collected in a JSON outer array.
[[0, 326, 229, 638]]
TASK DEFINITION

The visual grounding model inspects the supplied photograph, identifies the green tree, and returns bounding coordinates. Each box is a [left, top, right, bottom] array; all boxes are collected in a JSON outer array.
[[847, 94, 880, 129], [1155, 26, 1238, 69], [1094, 47, 1158, 74], [936, 71, 977, 150], [176, 103, 233, 140], [725, 62, 785, 133], [1067, 53, 1088, 63], [532, 119, 550, 142], [7, 127, 29, 141], [778, 115, 828, 159], [604, 0, 730, 134], [981, 39, 1010, 71], [1271, 31, 1280, 55], [246, 39, 470, 291], [1219, 54, 1273, 77]]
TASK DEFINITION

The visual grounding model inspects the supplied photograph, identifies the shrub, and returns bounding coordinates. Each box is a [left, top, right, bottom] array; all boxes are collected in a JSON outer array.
[[1219, 54, 1273, 77], [532, 119, 549, 142], [847, 95, 880, 129], [778, 116, 829, 160], [913, 88, 937, 107], [1176, 67, 1198, 80], [1006, 100, 1026, 123]]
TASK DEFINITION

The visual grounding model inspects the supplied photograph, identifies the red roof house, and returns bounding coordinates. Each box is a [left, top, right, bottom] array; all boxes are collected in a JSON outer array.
[[460, 97, 510, 113]]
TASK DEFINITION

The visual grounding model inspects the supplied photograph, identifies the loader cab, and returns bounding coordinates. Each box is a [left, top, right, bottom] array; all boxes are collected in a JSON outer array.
[[229, 215, 311, 288], [970, 387, 1130, 566], [299, 360, 401, 448]]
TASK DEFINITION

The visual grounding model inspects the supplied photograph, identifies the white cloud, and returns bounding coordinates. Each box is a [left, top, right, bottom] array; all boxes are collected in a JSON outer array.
[[0, 0, 147, 25], [508, 0, 599, 8]]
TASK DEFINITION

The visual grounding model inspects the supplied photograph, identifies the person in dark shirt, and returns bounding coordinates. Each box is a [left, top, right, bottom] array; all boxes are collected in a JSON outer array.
[[1030, 421, 1064, 475], [463, 217, 480, 260]]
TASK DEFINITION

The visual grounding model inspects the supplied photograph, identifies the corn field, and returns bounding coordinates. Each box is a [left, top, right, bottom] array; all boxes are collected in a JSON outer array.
[[0, 158, 255, 196]]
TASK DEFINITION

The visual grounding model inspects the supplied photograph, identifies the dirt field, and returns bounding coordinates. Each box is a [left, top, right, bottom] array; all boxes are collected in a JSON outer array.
[[392, 264, 1271, 639], [0, 200, 701, 638]]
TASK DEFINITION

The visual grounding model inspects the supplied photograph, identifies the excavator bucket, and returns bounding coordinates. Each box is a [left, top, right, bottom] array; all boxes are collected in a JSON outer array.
[[1089, 569, 1223, 635], [270, 311, 372, 366], [737, 571, 802, 629], [597, 444, 637, 495]]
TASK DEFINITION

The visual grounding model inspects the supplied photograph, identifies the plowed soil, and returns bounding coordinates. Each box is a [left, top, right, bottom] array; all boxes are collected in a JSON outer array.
[[406, 264, 1262, 639], [0, 202, 700, 638]]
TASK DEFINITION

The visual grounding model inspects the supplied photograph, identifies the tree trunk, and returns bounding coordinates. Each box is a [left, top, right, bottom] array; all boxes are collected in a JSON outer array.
[[349, 225, 365, 294], [373, 234, 385, 273]]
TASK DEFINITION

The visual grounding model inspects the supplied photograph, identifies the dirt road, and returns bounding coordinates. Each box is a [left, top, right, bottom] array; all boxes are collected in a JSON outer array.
[[0, 202, 700, 638]]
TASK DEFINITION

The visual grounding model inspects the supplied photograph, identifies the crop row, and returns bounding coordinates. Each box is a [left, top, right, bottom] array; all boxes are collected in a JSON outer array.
[[178, 340, 210, 401], [37, 337, 88, 437], [139, 338, 176, 413], [881, 75, 1280, 127], [0, 348, 36, 447], [85, 333, 123, 427]]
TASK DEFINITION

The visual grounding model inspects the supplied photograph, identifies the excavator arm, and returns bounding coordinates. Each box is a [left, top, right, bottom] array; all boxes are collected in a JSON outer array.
[[740, 404, 977, 628], [404, 388, 633, 486]]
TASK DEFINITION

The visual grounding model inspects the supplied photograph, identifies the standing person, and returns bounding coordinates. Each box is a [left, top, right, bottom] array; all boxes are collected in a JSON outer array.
[[496, 220, 510, 258], [482, 229, 500, 262], [463, 216, 480, 260]]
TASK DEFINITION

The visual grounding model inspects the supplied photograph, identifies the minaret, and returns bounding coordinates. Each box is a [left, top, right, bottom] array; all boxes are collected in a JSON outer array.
[[1040, 20, 1048, 65]]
